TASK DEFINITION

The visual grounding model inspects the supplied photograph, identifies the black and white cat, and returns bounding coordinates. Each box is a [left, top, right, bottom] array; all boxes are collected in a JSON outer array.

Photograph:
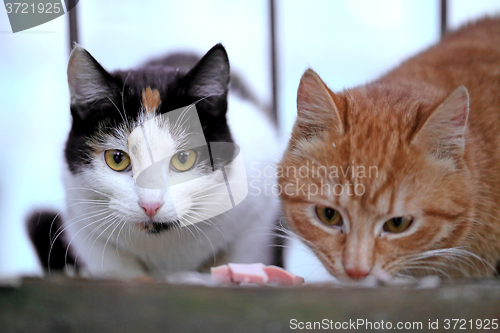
[[33, 44, 280, 278]]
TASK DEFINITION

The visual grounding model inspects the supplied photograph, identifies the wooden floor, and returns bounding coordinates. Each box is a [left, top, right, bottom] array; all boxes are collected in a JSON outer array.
[[1, 277, 500, 332]]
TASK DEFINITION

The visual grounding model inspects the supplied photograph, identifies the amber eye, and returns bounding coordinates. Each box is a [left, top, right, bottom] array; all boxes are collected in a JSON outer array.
[[170, 149, 197, 172], [383, 217, 413, 233], [104, 149, 131, 171], [315, 205, 343, 227]]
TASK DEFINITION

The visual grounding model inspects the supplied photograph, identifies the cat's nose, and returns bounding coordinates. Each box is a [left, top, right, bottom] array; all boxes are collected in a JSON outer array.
[[345, 267, 370, 279], [140, 202, 163, 218]]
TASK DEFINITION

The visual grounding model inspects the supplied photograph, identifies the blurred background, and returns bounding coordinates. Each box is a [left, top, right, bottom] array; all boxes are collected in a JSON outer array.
[[1, 0, 499, 281]]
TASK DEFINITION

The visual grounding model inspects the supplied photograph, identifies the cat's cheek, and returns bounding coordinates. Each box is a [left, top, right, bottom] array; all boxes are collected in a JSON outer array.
[[374, 219, 462, 278], [373, 240, 405, 275], [284, 203, 347, 276], [314, 250, 342, 276], [425, 217, 471, 250]]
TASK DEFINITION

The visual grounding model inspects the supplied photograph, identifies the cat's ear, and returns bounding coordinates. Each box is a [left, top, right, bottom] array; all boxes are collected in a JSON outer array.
[[412, 86, 469, 163], [67, 45, 116, 107], [185, 43, 230, 99], [295, 69, 344, 138]]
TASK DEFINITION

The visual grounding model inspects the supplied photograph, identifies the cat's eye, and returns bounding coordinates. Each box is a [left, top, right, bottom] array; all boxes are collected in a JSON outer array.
[[383, 216, 413, 233], [315, 205, 343, 227], [104, 149, 131, 171], [170, 149, 197, 172]]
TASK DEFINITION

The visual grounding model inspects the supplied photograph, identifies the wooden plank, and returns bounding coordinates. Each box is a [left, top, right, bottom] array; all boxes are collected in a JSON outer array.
[[1, 278, 500, 333]]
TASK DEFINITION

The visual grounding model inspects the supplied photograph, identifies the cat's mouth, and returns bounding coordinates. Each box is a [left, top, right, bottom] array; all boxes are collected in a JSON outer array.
[[137, 221, 177, 234]]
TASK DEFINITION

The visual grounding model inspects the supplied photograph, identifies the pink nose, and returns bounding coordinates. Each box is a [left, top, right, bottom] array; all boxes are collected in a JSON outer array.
[[345, 268, 370, 279], [140, 202, 162, 218]]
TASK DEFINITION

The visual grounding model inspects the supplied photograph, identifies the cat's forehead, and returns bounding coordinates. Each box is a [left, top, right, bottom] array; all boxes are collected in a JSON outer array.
[[127, 114, 178, 182], [342, 84, 440, 133], [87, 86, 167, 151], [115, 67, 181, 91], [333, 86, 436, 165], [289, 89, 432, 216], [112, 68, 187, 116]]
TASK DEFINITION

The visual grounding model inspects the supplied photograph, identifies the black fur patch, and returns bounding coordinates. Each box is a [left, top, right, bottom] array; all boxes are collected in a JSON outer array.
[[148, 222, 175, 234], [26, 210, 76, 271]]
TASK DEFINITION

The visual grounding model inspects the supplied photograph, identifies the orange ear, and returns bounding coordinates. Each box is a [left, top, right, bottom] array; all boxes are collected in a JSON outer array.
[[412, 86, 469, 163], [295, 69, 344, 138]]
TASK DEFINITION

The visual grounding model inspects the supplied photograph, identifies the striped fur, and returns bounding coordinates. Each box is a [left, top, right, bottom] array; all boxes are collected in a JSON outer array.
[[279, 17, 500, 280]]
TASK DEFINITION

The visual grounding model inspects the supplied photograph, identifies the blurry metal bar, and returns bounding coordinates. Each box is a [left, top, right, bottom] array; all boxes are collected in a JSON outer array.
[[440, 0, 447, 38], [269, 0, 278, 125], [269, 0, 284, 268], [67, 0, 79, 52]]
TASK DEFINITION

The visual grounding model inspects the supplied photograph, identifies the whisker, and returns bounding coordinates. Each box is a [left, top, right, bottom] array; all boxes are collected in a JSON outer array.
[[101, 217, 126, 269], [65, 187, 112, 199], [72, 217, 115, 268], [63, 213, 115, 267], [114, 217, 130, 255], [49, 208, 111, 260], [105, 95, 127, 124], [121, 72, 131, 118]]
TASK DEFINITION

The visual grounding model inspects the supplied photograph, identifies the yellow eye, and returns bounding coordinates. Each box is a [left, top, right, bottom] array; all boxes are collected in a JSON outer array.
[[170, 149, 197, 172], [315, 205, 343, 227], [383, 217, 413, 233], [104, 149, 130, 171]]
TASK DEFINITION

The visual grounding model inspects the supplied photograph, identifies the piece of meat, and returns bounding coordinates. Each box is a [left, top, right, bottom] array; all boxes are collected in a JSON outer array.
[[210, 263, 305, 286], [228, 263, 269, 284], [210, 264, 233, 284], [264, 265, 305, 286]]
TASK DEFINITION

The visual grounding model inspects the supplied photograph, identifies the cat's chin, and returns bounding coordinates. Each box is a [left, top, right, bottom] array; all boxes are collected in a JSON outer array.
[[136, 221, 177, 234]]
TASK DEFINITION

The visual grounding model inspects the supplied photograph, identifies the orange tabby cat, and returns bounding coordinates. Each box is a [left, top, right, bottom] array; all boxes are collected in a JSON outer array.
[[279, 17, 500, 280]]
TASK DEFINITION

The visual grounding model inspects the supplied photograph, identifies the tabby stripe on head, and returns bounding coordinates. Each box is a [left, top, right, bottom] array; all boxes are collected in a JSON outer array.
[[142, 87, 161, 114], [422, 209, 464, 221]]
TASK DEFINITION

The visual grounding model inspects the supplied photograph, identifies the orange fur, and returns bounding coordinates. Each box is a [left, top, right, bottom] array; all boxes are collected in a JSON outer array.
[[279, 18, 500, 280], [142, 87, 161, 114]]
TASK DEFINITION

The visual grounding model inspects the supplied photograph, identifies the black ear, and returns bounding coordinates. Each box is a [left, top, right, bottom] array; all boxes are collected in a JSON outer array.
[[185, 44, 230, 99], [67, 45, 116, 108]]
